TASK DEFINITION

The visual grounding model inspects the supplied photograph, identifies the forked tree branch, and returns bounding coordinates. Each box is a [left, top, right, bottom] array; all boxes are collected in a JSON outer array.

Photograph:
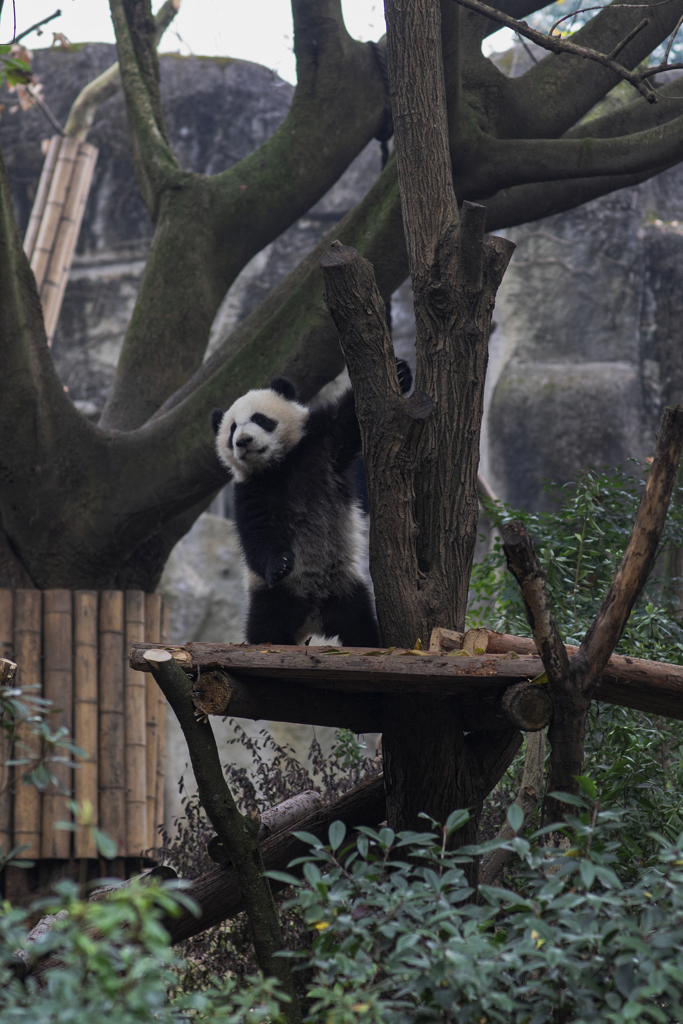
[[576, 404, 683, 693]]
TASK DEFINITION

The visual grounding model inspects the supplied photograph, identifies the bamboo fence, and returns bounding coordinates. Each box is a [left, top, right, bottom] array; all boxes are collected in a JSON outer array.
[[0, 589, 167, 862], [23, 134, 98, 346]]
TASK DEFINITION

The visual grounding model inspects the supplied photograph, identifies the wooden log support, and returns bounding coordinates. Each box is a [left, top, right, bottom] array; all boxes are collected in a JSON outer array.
[[144, 594, 162, 852], [124, 592, 147, 857], [431, 626, 683, 720], [0, 590, 14, 856], [42, 590, 74, 859], [132, 636, 683, 728], [98, 592, 126, 858], [73, 592, 99, 859], [13, 591, 42, 860]]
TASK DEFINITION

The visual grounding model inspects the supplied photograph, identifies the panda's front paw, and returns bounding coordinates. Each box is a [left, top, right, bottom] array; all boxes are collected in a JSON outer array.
[[265, 551, 295, 587], [395, 357, 413, 395]]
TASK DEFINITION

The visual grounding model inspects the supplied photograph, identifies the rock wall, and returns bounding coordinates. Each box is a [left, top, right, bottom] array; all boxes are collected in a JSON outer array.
[[487, 174, 683, 510]]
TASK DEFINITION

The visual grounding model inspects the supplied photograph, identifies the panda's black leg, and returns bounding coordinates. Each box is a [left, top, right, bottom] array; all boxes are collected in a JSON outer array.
[[320, 580, 380, 648], [246, 588, 309, 645]]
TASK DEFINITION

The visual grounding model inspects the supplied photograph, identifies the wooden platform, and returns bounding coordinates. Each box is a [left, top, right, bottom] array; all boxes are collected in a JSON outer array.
[[130, 639, 683, 727]]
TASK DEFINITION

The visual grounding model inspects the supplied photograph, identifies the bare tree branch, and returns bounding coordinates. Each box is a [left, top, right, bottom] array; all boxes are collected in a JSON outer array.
[[575, 404, 683, 693], [452, 0, 660, 102], [108, 0, 180, 214], [64, 0, 180, 141], [142, 651, 302, 1023], [500, 522, 571, 690], [470, 114, 683, 196]]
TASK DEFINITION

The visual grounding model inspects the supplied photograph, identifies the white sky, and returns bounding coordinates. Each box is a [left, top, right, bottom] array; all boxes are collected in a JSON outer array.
[[0, 1, 512, 84]]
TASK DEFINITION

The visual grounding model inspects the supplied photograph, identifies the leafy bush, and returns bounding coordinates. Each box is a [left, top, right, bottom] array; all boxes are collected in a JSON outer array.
[[266, 802, 683, 1024]]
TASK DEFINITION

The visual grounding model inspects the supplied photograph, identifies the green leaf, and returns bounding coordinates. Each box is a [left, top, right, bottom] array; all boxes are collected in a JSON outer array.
[[507, 803, 524, 833], [328, 820, 346, 851], [445, 808, 469, 834], [93, 828, 118, 859], [576, 775, 598, 799]]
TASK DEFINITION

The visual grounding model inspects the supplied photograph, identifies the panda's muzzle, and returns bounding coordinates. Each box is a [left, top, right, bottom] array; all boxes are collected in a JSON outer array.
[[235, 434, 267, 458]]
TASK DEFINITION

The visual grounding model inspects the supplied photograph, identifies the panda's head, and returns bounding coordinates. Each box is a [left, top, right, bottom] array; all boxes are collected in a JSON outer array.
[[212, 377, 308, 482]]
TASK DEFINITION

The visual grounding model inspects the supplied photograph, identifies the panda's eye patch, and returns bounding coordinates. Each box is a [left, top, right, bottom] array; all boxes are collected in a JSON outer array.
[[228, 422, 236, 449], [251, 413, 277, 432]]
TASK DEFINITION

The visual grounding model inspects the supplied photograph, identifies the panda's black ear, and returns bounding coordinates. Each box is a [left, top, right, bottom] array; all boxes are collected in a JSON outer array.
[[270, 377, 298, 401], [211, 408, 224, 436]]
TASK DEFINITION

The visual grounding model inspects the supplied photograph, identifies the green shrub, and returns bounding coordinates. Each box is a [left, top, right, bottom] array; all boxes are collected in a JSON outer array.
[[267, 804, 683, 1024]]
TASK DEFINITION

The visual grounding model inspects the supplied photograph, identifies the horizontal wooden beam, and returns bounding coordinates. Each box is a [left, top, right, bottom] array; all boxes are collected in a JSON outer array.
[[131, 636, 683, 725]]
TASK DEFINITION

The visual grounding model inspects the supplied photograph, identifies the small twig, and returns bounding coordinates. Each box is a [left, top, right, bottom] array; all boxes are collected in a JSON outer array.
[[10, 9, 61, 45], [26, 84, 64, 135], [608, 18, 650, 60], [549, 0, 679, 37], [663, 10, 683, 66]]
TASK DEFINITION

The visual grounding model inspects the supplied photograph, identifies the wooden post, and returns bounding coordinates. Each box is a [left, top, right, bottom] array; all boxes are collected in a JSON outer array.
[[155, 603, 170, 847], [98, 592, 126, 858], [29, 137, 80, 296], [23, 135, 61, 261], [42, 590, 74, 859], [73, 592, 98, 859], [41, 142, 98, 345], [144, 594, 161, 852], [13, 590, 42, 859], [25, 135, 98, 346], [124, 591, 147, 856], [0, 590, 14, 855]]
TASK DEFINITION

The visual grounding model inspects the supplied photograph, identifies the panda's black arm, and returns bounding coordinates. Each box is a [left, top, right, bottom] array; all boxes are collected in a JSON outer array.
[[322, 358, 413, 470], [234, 486, 294, 587]]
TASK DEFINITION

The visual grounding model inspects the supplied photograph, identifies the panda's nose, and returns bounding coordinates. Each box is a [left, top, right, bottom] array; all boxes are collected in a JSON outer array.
[[235, 434, 253, 449]]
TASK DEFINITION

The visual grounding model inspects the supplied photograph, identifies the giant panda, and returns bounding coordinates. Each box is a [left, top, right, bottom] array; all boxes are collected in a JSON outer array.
[[211, 362, 412, 647]]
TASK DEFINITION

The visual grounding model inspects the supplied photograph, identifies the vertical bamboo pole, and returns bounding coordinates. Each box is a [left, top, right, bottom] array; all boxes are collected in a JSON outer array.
[[29, 136, 78, 295], [24, 135, 61, 261], [99, 592, 126, 856], [42, 590, 73, 858], [73, 592, 98, 859], [13, 590, 42, 859], [42, 142, 98, 345], [124, 591, 147, 856], [0, 590, 14, 855], [155, 603, 170, 844], [144, 593, 161, 852]]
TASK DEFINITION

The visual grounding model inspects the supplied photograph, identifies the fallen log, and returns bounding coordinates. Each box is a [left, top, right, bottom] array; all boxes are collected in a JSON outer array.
[[167, 773, 385, 944]]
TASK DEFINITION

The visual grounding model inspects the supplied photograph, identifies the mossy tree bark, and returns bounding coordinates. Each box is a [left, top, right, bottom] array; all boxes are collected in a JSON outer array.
[[4, 0, 683, 588]]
